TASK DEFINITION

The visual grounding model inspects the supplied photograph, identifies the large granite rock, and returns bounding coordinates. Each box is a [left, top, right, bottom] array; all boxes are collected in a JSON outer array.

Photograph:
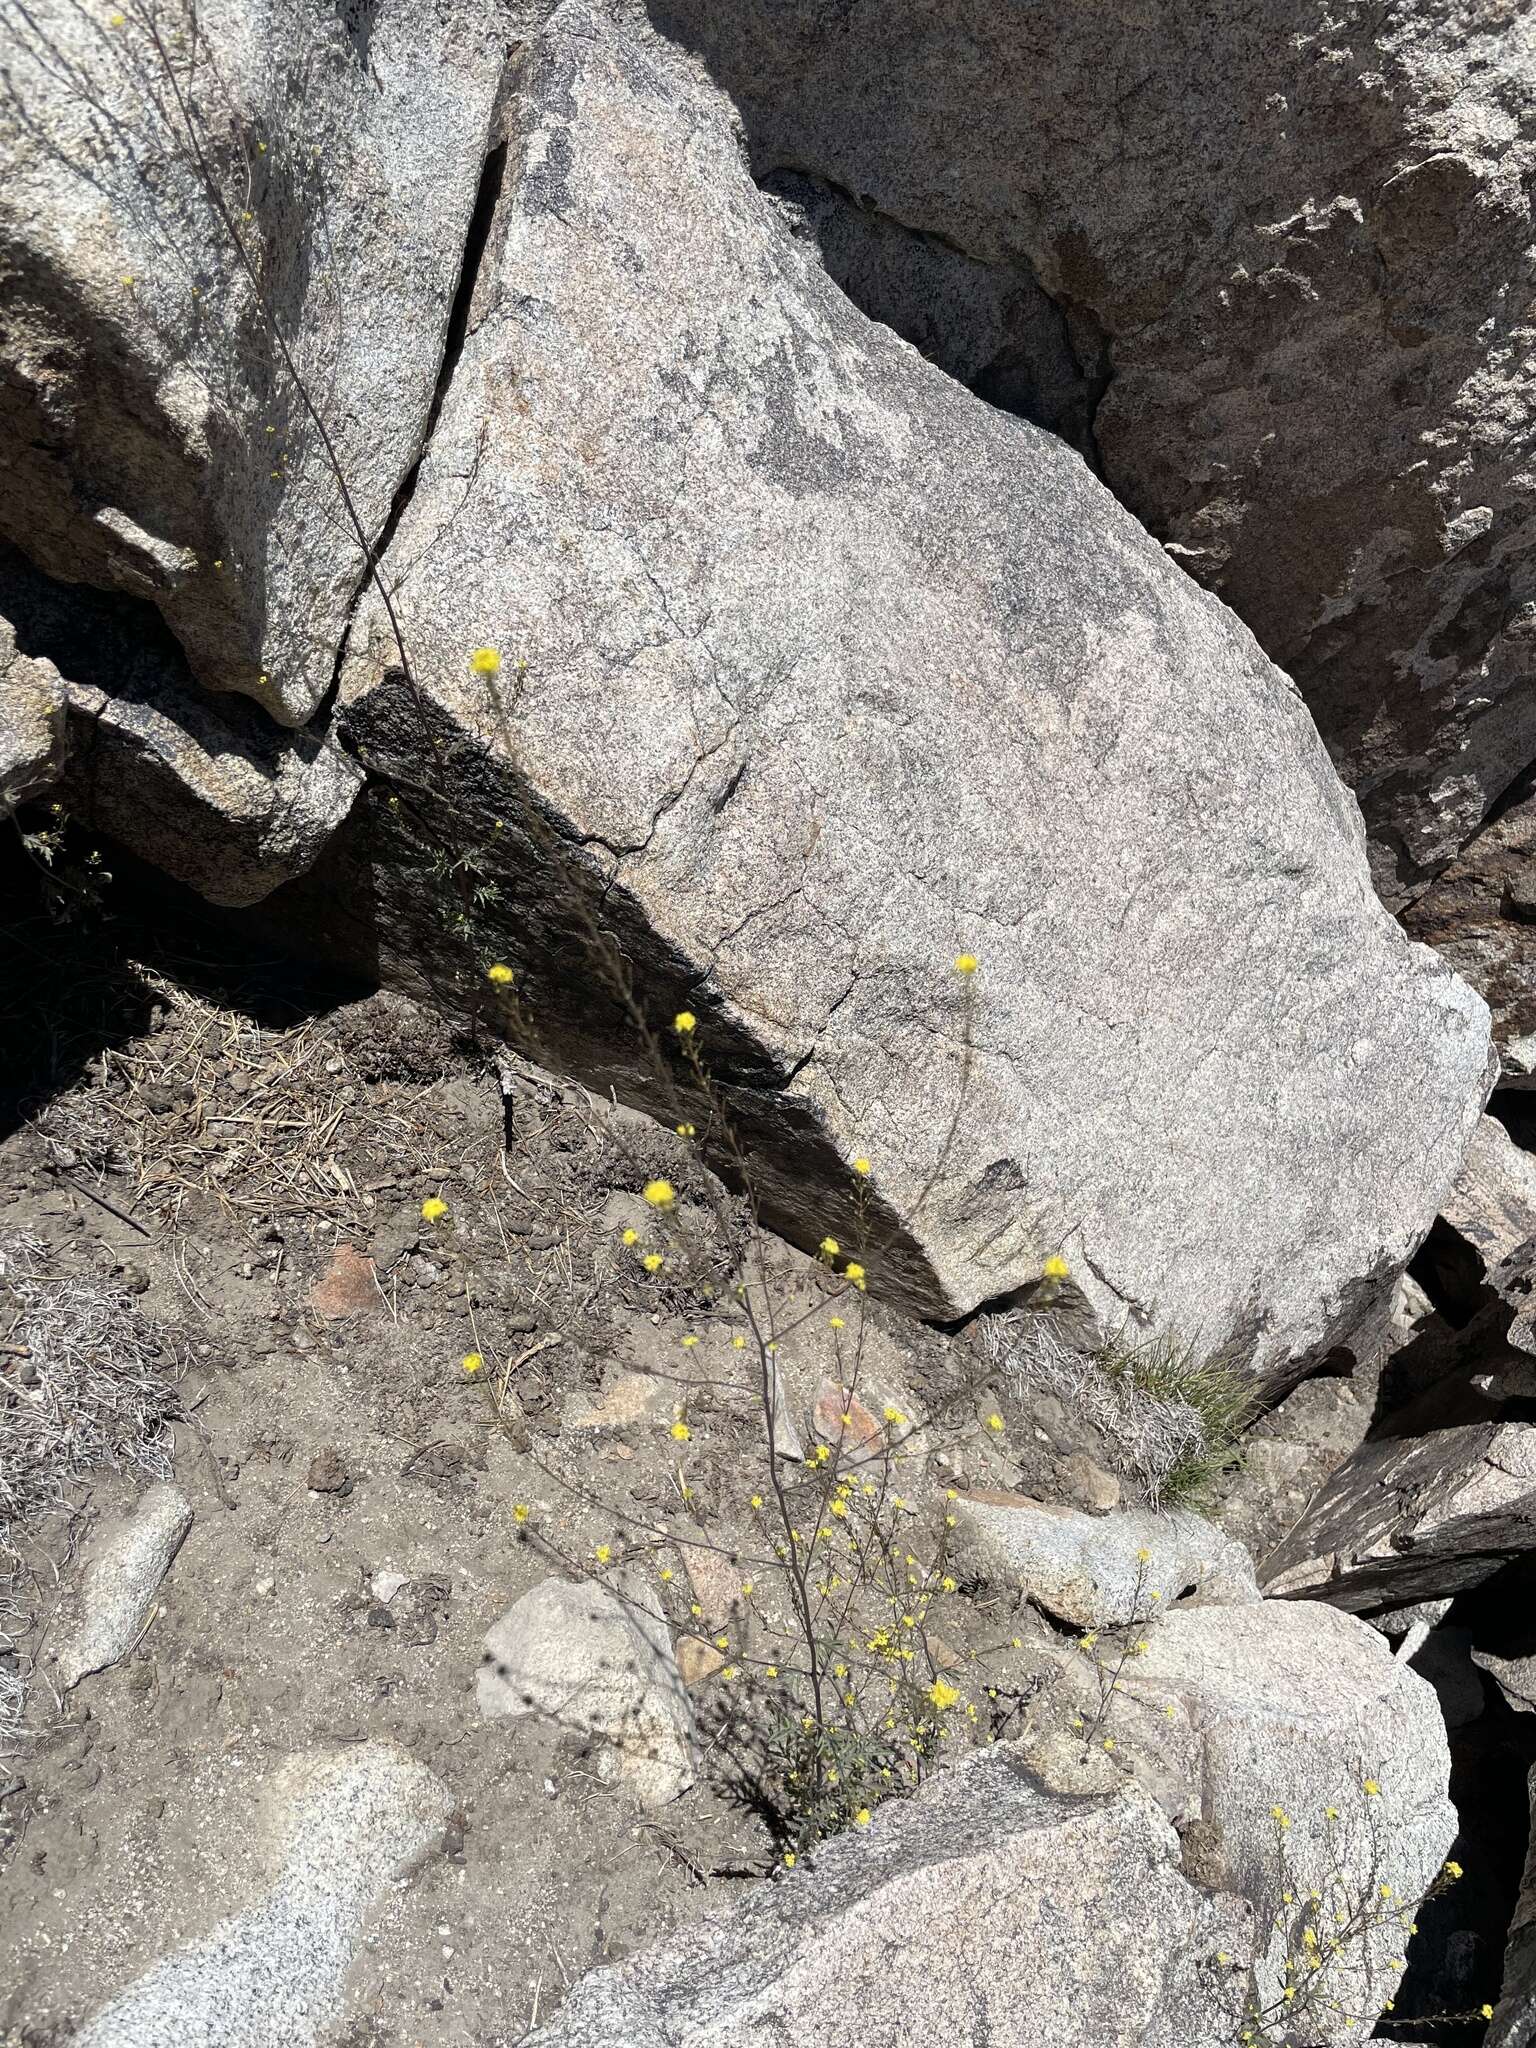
[[1115, 1600, 1457, 2044], [1406, 795, 1536, 1078], [0, 0, 510, 728], [321, 0, 1490, 1368], [1489, 1765, 1536, 2048], [647, 0, 1536, 906], [74, 1742, 450, 2047], [523, 1744, 1254, 2048], [0, 610, 67, 810]]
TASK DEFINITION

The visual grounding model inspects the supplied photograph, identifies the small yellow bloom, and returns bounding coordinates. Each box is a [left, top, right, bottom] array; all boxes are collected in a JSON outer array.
[[928, 1678, 960, 1712], [643, 1178, 676, 1208], [1444, 1858, 1463, 1879], [643, 1253, 664, 1273], [675, 1122, 696, 1137], [1483, 2006, 1496, 2022], [1042, 1254, 1070, 1281], [954, 953, 979, 975], [1271, 1806, 1291, 1828], [108, 10, 125, 23], [819, 1236, 840, 1258], [843, 1261, 866, 1287], [1363, 1778, 1381, 1797], [595, 1544, 611, 1564], [673, 1010, 697, 1034], [421, 1197, 448, 1222], [486, 962, 514, 985], [469, 647, 501, 675], [732, 1334, 747, 1349], [1102, 1736, 1115, 1752], [854, 1808, 872, 1828], [671, 1421, 691, 1441], [783, 1852, 796, 1868], [714, 1634, 729, 1650], [514, 1503, 530, 1523], [722, 1665, 737, 1680], [462, 1352, 484, 1373], [985, 1413, 1004, 1432], [829, 1315, 846, 1330], [681, 1333, 699, 1348], [750, 1494, 764, 1510], [853, 1156, 871, 1176], [659, 1566, 673, 1581]]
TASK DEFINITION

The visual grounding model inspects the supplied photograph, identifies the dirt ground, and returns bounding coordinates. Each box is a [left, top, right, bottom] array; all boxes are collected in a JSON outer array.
[[0, 857, 1128, 2046]]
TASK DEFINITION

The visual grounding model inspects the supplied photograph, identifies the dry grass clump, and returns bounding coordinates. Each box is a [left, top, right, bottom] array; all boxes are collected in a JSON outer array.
[[0, 1233, 181, 1740], [986, 1311, 1251, 1511]]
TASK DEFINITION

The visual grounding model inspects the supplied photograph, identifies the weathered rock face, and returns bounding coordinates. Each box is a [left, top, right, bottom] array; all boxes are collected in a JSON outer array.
[[1490, 1766, 1536, 2048], [0, 0, 510, 729], [1263, 1420, 1536, 1609], [322, 0, 1491, 1371], [1406, 794, 1536, 1078], [523, 1744, 1254, 2048], [0, 611, 67, 810], [647, 0, 1536, 907], [1112, 1601, 1456, 2044], [52, 1483, 193, 1693]]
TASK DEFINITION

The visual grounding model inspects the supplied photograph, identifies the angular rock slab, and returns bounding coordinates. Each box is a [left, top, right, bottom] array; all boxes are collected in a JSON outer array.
[[0, 610, 67, 809], [0, 0, 508, 727], [54, 1483, 193, 1692], [477, 1574, 697, 1805], [339, 0, 1490, 1375], [1117, 1601, 1456, 2046], [956, 1492, 1258, 1629], [74, 1742, 450, 2047], [1262, 1419, 1536, 1611], [524, 1745, 1253, 2048], [1489, 1764, 1536, 2048], [0, 546, 361, 905]]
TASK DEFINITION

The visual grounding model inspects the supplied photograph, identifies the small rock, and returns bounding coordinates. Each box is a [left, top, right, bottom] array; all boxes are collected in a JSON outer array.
[[371, 1569, 409, 1605], [564, 1374, 674, 1431], [1053, 1452, 1121, 1515], [477, 1575, 697, 1805], [675, 1634, 728, 1686], [54, 1485, 193, 1692], [307, 1243, 383, 1320], [307, 1447, 352, 1497], [254, 1576, 276, 1599]]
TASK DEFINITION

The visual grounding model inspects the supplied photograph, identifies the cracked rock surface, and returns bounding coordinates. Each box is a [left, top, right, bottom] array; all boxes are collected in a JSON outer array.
[[331, 0, 1490, 1375]]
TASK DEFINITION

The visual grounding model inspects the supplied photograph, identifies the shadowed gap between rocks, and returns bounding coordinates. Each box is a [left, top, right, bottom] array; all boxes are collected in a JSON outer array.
[[755, 164, 1111, 471]]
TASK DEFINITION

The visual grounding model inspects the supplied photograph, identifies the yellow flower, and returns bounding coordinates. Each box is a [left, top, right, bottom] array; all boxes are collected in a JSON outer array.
[[1042, 1254, 1070, 1281], [854, 1808, 872, 1828], [714, 1634, 729, 1650], [1102, 1736, 1115, 1752], [514, 1503, 530, 1523], [673, 1010, 697, 1034], [954, 953, 979, 975], [671, 1421, 691, 1442], [819, 1236, 840, 1258], [1324, 1806, 1339, 1820], [486, 962, 514, 985], [595, 1544, 611, 1564], [985, 1413, 1004, 1432], [659, 1566, 673, 1582], [732, 1334, 747, 1349], [421, 1197, 448, 1221], [643, 1179, 676, 1208], [1483, 2006, 1496, 2021], [681, 1333, 699, 1348], [829, 1315, 846, 1330], [675, 1122, 696, 1137], [722, 1665, 737, 1680], [750, 1494, 764, 1509], [643, 1253, 664, 1273], [1271, 1806, 1290, 1828], [462, 1352, 484, 1374], [941, 1576, 957, 1593], [1444, 1858, 1463, 1879], [783, 1852, 796, 1868], [831, 1500, 848, 1518], [469, 647, 501, 675], [928, 1678, 960, 1712], [621, 1227, 639, 1246], [853, 1155, 871, 1176], [843, 1261, 866, 1287], [1363, 1778, 1381, 1797]]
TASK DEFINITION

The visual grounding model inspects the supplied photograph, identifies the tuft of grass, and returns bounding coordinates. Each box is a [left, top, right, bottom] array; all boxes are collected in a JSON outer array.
[[989, 1314, 1252, 1511]]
